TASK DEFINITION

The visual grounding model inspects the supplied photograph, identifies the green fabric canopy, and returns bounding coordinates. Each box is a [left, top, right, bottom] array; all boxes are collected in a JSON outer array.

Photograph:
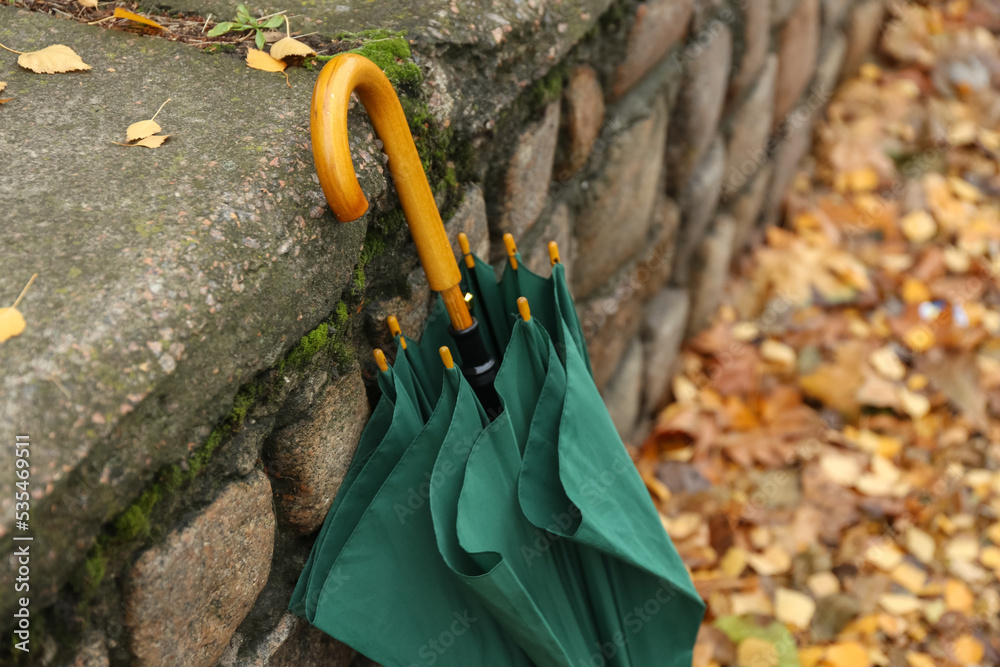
[[290, 255, 704, 666]]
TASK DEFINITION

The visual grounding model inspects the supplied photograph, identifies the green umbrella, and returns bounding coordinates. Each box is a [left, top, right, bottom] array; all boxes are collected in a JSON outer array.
[[292, 52, 704, 666]]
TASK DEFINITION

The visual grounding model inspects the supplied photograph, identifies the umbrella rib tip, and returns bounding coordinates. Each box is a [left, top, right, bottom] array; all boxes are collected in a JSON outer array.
[[373, 348, 388, 372], [517, 296, 531, 322], [438, 346, 455, 369]]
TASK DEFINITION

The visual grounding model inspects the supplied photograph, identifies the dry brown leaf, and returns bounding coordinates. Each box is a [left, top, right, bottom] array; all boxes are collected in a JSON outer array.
[[126, 119, 161, 142], [0, 274, 37, 344], [269, 36, 315, 60], [18, 44, 91, 74], [78, 0, 98, 7], [247, 48, 286, 73], [0, 98, 12, 106], [774, 588, 816, 629], [113, 7, 167, 30]]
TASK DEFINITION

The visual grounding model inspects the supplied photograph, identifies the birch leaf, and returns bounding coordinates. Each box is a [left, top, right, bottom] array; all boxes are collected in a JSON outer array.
[[246, 48, 286, 72], [18, 45, 92, 74], [78, 0, 98, 8], [0, 82, 6, 93], [126, 119, 161, 142], [113, 134, 170, 148], [270, 36, 315, 60], [0, 308, 26, 343], [113, 7, 167, 30]]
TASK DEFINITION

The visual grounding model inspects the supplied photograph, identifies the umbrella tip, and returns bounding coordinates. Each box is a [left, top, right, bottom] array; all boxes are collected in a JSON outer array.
[[373, 349, 388, 372], [517, 296, 531, 322], [457, 233, 475, 269], [438, 346, 455, 369], [386, 315, 407, 348], [503, 233, 518, 270], [548, 241, 560, 266]]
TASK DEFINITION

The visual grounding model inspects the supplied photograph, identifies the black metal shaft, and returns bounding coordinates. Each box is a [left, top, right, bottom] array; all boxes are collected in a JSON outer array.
[[449, 319, 503, 420]]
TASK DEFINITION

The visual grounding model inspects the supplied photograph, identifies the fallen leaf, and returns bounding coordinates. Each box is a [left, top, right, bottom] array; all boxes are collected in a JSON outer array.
[[747, 545, 791, 576], [720, 546, 748, 577], [905, 652, 936, 667], [944, 578, 974, 612], [821, 451, 861, 486], [0, 274, 37, 344], [113, 134, 170, 148], [0, 98, 11, 105], [878, 592, 922, 615], [890, 562, 927, 593], [952, 634, 984, 664], [736, 637, 778, 667], [113, 7, 167, 30], [905, 526, 936, 564], [247, 48, 287, 73], [825, 642, 869, 667], [901, 210, 937, 243], [807, 571, 841, 597], [0, 82, 5, 93], [775, 588, 816, 629], [269, 36, 315, 60], [0, 308, 26, 343], [869, 346, 906, 381], [126, 119, 161, 142], [18, 44, 91, 74], [78, 0, 98, 7]]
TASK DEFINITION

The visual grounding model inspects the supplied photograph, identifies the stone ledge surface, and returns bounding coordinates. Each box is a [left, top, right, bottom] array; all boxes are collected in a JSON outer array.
[[0, 7, 384, 616]]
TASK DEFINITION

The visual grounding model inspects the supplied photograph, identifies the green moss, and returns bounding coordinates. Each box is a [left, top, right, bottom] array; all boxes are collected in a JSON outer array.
[[284, 325, 329, 370], [352, 266, 366, 295], [114, 484, 161, 540], [335, 301, 350, 329], [71, 542, 107, 599], [530, 66, 566, 109]]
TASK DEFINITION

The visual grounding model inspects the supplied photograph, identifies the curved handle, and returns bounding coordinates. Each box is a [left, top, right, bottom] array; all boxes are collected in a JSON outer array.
[[311, 54, 468, 322]]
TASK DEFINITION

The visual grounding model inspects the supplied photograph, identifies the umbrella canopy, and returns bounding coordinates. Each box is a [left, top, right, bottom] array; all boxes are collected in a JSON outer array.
[[293, 52, 704, 666]]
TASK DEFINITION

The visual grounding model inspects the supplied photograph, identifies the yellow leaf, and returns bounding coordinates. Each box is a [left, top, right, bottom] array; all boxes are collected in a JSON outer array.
[[113, 7, 167, 30], [246, 48, 286, 73], [736, 637, 778, 667], [746, 545, 791, 576], [901, 210, 937, 243], [112, 135, 170, 148], [825, 642, 869, 667], [906, 652, 936, 667], [0, 308, 26, 343], [775, 588, 816, 629], [720, 547, 748, 577], [1, 274, 37, 344], [798, 646, 825, 667], [890, 562, 927, 594], [18, 45, 91, 74], [269, 36, 315, 60], [944, 578, 974, 613], [126, 119, 161, 142], [952, 635, 984, 664], [0, 82, 5, 93], [78, 0, 98, 7]]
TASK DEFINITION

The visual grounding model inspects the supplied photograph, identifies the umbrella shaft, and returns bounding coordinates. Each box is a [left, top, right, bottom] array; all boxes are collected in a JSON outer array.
[[449, 319, 503, 420]]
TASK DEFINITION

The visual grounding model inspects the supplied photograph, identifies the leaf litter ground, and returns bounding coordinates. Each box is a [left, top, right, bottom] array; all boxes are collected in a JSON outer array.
[[637, 4, 1000, 667]]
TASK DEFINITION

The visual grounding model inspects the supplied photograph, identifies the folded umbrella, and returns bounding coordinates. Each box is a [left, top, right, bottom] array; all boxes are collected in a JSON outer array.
[[292, 51, 704, 666]]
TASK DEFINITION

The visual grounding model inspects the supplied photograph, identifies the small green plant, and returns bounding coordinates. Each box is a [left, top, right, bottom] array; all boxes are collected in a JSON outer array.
[[208, 4, 285, 50]]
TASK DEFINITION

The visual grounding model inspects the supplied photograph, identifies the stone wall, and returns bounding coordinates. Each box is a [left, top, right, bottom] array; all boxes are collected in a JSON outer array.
[[0, 0, 886, 664]]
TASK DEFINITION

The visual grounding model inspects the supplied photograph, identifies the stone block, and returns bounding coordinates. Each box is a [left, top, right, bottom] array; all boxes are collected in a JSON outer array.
[[665, 20, 731, 195], [730, 0, 772, 101], [775, 0, 820, 125], [66, 632, 109, 667], [687, 215, 737, 336], [573, 98, 669, 298], [600, 339, 645, 443], [267, 363, 370, 533], [729, 162, 774, 253], [560, 66, 606, 177], [446, 184, 492, 265], [614, 0, 696, 99], [495, 101, 561, 238], [772, 0, 801, 25], [579, 276, 645, 391], [672, 135, 726, 286], [762, 111, 815, 228], [525, 202, 574, 285], [125, 471, 275, 667], [723, 55, 778, 198], [642, 288, 691, 414], [843, 0, 886, 79], [634, 195, 682, 303]]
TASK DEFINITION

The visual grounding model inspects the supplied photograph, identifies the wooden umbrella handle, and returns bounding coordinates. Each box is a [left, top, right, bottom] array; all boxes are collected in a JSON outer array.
[[311, 53, 472, 330]]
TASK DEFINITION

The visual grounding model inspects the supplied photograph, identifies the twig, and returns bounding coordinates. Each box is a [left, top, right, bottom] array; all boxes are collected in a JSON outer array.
[[11, 274, 37, 310], [201, 12, 210, 33]]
